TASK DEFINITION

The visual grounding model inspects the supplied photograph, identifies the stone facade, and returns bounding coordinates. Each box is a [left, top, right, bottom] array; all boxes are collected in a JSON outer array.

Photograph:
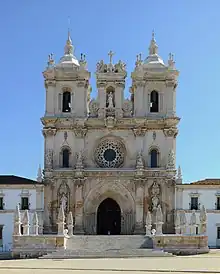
[[42, 31, 179, 235]]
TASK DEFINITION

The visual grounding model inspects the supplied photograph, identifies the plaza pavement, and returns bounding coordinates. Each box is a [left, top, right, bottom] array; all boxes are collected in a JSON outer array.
[[0, 251, 220, 274]]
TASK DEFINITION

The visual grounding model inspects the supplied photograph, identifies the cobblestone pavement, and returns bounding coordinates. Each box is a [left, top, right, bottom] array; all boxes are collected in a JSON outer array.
[[0, 252, 220, 274]]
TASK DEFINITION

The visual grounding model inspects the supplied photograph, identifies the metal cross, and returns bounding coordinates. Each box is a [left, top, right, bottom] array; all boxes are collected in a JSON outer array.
[[108, 50, 114, 64]]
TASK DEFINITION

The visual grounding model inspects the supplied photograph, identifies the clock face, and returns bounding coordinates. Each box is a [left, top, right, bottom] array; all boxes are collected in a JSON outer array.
[[95, 139, 125, 168]]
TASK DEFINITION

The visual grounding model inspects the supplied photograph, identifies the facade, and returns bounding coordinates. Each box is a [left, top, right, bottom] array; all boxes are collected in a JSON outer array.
[[42, 31, 179, 235], [0, 175, 44, 251], [176, 179, 220, 248]]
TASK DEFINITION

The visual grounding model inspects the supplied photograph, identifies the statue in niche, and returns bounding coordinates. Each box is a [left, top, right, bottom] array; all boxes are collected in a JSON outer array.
[[60, 193, 68, 211], [107, 92, 114, 108]]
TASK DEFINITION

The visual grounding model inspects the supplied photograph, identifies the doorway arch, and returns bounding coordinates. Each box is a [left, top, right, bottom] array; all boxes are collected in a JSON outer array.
[[97, 198, 121, 235]]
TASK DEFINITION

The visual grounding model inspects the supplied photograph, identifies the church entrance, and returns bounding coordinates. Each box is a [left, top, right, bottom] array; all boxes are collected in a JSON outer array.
[[97, 198, 121, 235]]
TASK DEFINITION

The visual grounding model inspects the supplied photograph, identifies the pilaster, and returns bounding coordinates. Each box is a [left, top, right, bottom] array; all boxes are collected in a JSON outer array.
[[74, 179, 85, 234]]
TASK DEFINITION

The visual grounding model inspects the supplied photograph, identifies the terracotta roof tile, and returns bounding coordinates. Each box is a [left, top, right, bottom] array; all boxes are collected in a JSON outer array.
[[190, 179, 220, 185], [0, 175, 43, 185]]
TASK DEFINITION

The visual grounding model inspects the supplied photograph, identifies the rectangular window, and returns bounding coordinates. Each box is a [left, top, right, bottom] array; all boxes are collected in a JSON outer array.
[[0, 226, 3, 240], [21, 197, 29, 210], [190, 197, 198, 210], [216, 197, 220, 210], [0, 198, 3, 210], [217, 227, 220, 239]]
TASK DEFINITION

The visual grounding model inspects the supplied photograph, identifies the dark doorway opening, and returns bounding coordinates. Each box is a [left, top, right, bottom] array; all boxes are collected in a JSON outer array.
[[97, 198, 121, 235]]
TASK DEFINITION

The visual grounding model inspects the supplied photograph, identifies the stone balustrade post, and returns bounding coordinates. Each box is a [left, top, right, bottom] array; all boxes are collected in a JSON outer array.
[[57, 204, 65, 235], [22, 210, 30, 236], [67, 211, 74, 236], [32, 211, 39, 235]]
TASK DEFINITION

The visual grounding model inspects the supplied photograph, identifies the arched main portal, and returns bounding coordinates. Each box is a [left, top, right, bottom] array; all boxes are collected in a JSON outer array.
[[97, 198, 121, 235]]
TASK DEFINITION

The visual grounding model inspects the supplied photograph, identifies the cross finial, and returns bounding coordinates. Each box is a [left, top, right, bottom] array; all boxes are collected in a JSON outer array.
[[108, 50, 115, 64]]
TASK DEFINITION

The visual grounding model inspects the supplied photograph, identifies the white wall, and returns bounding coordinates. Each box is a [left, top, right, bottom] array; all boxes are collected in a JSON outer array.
[[0, 187, 43, 251], [177, 186, 220, 247]]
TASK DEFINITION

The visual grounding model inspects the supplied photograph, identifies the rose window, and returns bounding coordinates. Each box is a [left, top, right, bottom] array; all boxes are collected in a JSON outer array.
[[95, 139, 125, 168]]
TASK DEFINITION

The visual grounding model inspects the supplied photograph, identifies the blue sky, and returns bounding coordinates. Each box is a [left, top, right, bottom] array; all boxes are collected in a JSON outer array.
[[0, 0, 219, 182]]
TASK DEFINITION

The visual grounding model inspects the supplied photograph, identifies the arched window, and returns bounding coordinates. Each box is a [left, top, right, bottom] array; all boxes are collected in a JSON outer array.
[[150, 90, 159, 113], [62, 91, 71, 112], [150, 149, 158, 168], [62, 149, 70, 168]]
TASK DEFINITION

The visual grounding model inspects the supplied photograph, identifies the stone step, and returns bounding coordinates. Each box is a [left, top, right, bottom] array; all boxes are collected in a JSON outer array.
[[66, 235, 153, 251], [40, 248, 173, 259]]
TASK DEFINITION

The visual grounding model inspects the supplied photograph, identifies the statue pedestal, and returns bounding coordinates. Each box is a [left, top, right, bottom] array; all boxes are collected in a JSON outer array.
[[57, 222, 65, 235], [155, 222, 163, 235], [145, 224, 152, 236]]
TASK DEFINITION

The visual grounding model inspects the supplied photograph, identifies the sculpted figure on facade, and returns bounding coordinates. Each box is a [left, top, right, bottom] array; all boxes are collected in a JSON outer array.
[[167, 149, 175, 169], [136, 151, 144, 169], [60, 193, 68, 212], [107, 92, 114, 108], [76, 150, 84, 169], [45, 149, 53, 169]]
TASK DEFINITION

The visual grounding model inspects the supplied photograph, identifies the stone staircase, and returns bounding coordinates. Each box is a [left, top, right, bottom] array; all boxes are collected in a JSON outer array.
[[41, 235, 174, 259]]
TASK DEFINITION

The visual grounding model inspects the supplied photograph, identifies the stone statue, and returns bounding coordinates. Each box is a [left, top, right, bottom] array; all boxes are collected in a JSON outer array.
[[180, 210, 187, 234], [145, 211, 152, 236], [45, 149, 53, 168], [167, 149, 175, 169], [190, 210, 197, 225], [76, 150, 83, 169], [107, 92, 114, 108], [174, 211, 181, 234], [60, 193, 68, 211], [152, 195, 159, 210], [156, 205, 163, 223], [151, 181, 160, 196], [200, 205, 207, 223], [136, 151, 144, 169]]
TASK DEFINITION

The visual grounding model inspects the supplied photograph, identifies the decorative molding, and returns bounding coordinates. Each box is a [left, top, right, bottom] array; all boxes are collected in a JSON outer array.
[[74, 127, 87, 138], [163, 128, 178, 138], [133, 128, 146, 137], [97, 82, 107, 89], [104, 116, 117, 128], [42, 128, 57, 137]]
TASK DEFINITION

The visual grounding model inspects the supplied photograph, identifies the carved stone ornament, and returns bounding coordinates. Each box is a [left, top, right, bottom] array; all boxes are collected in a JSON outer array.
[[104, 116, 117, 128], [133, 128, 146, 137], [42, 128, 57, 137], [45, 149, 53, 169], [163, 128, 178, 138], [136, 152, 144, 169], [122, 99, 132, 117], [77, 81, 87, 88], [96, 60, 126, 74], [74, 127, 87, 138], [89, 99, 99, 117], [167, 149, 175, 169], [75, 150, 84, 169]]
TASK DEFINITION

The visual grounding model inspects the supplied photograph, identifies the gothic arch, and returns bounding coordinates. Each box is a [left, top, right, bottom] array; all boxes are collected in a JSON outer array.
[[83, 181, 135, 234], [60, 146, 72, 168], [148, 146, 160, 168], [84, 181, 135, 214]]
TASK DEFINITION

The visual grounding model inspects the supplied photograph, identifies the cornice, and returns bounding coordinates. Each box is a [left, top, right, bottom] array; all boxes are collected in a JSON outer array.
[[48, 168, 175, 180]]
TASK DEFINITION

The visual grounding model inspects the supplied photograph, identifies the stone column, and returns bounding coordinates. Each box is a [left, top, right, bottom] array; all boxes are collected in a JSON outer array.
[[97, 82, 106, 118], [74, 179, 84, 234], [115, 82, 124, 118], [134, 179, 145, 234], [67, 211, 74, 236]]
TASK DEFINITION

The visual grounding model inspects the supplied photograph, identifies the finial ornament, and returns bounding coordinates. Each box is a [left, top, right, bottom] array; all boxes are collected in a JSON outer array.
[[47, 53, 54, 68], [37, 165, 42, 182], [108, 50, 115, 64], [168, 52, 175, 69], [177, 165, 182, 180], [64, 29, 74, 55]]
